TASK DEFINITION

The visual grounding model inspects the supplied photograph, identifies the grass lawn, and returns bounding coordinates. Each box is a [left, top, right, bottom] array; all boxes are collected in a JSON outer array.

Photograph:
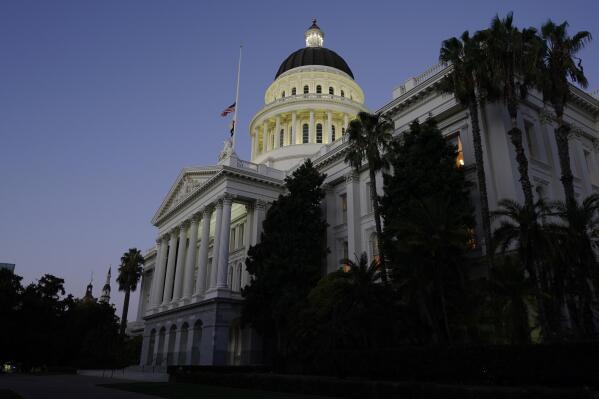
[[101, 382, 340, 399]]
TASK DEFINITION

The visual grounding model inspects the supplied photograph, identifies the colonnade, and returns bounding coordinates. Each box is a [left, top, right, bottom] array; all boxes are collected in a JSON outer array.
[[252, 110, 351, 157], [149, 195, 267, 310]]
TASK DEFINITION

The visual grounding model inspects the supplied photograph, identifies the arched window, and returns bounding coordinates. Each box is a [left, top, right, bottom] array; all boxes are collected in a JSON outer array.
[[191, 320, 203, 365], [329, 87, 334, 95], [156, 327, 166, 365], [178, 323, 189, 364], [281, 91, 285, 98], [147, 329, 156, 365], [316, 123, 323, 143], [332, 125, 336, 141], [292, 87, 296, 95], [340, 90, 345, 97], [302, 124, 309, 143], [279, 129, 284, 147], [167, 324, 177, 365], [303, 85, 309, 94], [316, 85, 322, 94]]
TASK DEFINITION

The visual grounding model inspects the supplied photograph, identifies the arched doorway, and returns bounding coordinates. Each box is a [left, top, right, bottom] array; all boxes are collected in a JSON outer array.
[[156, 327, 166, 365], [146, 329, 156, 365], [167, 324, 177, 365], [191, 320, 203, 365], [178, 323, 189, 365]]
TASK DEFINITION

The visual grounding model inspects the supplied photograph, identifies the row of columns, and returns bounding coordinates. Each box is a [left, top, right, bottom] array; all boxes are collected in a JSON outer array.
[[253, 111, 351, 157], [149, 196, 267, 310]]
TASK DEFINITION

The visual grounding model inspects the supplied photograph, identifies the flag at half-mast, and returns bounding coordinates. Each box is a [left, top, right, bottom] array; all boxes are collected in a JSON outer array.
[[221, 102, 236, 117]]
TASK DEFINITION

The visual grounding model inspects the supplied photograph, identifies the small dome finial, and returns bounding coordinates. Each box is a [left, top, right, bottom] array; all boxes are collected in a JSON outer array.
[[305, 19, 324, 48]]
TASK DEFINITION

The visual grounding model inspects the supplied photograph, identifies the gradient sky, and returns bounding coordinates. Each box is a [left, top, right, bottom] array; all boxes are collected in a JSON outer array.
[[1, 0, 598, 318]]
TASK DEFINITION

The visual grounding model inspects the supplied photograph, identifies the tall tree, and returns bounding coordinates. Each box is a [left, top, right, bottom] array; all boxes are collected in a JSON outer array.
[[242, 160, 327, 366], [345, 111, 393, 282], [117, 248, 145, 336], [382, 119, 474, 344], [539, 20, 592, 208], [439, 31, 494, 255], [479, 13, 543, 211]]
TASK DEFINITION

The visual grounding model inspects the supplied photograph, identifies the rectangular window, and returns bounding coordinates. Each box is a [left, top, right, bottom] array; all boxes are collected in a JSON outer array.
[[340, 193, 348, 224], [341, 241, 349, 271], [238, 223, 245, 248], [366, 182, 373, 213], [230, 228, 236, 252], [524, 121, 537, 159]]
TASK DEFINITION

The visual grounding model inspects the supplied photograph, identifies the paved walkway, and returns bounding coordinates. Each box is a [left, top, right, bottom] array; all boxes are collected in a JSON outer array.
[[0, 374, 160, 399]]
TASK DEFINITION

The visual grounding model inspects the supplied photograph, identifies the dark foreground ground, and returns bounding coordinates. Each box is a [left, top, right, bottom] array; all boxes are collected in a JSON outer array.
[[0, 374, 338, 399]]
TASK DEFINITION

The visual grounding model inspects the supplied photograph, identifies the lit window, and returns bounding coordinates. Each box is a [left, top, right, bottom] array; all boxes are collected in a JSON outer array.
[[332, 125, 336, 141], [341, 90, 345, 97], [340, 193, 347, 224], [279, 129, 284, 147], [316, 85, 322, 94], [316, 123, 322, 143], [456, 135, 465, 167], [369, 233, 379, 263], [302, 124, 309, 143], [329, 87, 334, 95], [341, 241, 349, 271], [292, 87, 296, 95], [303, 85, 309, 94]]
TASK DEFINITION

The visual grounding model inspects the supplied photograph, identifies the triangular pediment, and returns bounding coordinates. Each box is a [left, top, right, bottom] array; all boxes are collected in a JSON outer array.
[[152, 166, 220, 224]]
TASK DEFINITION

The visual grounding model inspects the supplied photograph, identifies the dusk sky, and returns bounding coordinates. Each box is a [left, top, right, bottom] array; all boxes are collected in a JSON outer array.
[[1, 0, 598, 317]]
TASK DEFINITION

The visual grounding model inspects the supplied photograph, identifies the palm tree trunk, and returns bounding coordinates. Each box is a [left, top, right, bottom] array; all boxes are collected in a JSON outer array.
[[554, 121, 576, 208], [508, 121, 535, 211], [469, 101, 493, 257], [120, 289, 130, 336], [369, 168, 387, 284]]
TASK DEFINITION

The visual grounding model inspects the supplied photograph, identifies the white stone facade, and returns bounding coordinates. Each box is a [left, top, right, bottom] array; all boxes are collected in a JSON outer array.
[[135, 24, 599, 366]]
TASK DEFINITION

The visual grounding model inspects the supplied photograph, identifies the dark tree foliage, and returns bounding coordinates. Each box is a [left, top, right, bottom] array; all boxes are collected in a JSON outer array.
[[381, 119, 476, 344], [242, 159, 327, 365], [0, 271, 137, 370]]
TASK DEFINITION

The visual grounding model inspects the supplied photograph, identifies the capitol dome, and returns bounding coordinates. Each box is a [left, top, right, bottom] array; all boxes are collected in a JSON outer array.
[[249, 20, 368, 170]]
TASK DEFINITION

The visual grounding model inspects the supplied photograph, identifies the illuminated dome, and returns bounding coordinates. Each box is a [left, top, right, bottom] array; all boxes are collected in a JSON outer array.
[[249, 19, 368, 170], [275, 19, 354, 79]]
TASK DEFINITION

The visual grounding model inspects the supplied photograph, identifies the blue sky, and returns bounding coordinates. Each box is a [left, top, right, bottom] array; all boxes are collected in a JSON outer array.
[[1, 0, 597, 317]]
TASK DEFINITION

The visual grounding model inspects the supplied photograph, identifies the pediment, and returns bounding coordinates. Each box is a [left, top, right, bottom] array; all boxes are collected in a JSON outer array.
[[152, 167, 220, 224]]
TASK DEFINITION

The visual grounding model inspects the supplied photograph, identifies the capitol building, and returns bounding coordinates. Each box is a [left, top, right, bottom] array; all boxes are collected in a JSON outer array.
[[131, 20, 599, 366]]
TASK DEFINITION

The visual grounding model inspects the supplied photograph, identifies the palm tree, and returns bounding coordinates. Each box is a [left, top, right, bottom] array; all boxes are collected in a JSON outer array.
[[117, 248, 145, 336], [550, 194, 599, 338], [491, 198, 555, 339], [345, 111, 393, 282], [438, 31, 493, 255], [539, 20, 592, 208], [479, 13, 543, 211], [487, 255, 534, 344]]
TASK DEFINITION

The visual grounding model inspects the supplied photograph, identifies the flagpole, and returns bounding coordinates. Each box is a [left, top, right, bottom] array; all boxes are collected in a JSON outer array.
[[232, 45, 242, 152]]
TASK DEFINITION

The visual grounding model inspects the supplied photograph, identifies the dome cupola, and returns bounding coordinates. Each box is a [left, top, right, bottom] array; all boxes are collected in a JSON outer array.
[[305, 18, 324, 48]]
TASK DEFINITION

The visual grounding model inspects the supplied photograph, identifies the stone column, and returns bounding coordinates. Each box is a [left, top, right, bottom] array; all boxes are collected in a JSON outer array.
[[172, 223, 188, 302], [290, 112, 297, 145], [345, 172, 361, 259], [344, 113, 349, 132], [274, 116, 281, 148], [263, 120, 270, 151], [136, 274, 147, 317], [252, 130, 258, 158], [183, 214, 200, 299], [195, 207, 212, 296], [162, 229, 179, 305], [309, 110, 315, 143], [150, 238, 165, 307], [217, 194, 233, 288], [209, 200, 224, 289], [327, 111, 333, 143]]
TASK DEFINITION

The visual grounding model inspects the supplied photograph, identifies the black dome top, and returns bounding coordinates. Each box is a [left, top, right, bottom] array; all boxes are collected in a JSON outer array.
[[275, 47, 354, 80]]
